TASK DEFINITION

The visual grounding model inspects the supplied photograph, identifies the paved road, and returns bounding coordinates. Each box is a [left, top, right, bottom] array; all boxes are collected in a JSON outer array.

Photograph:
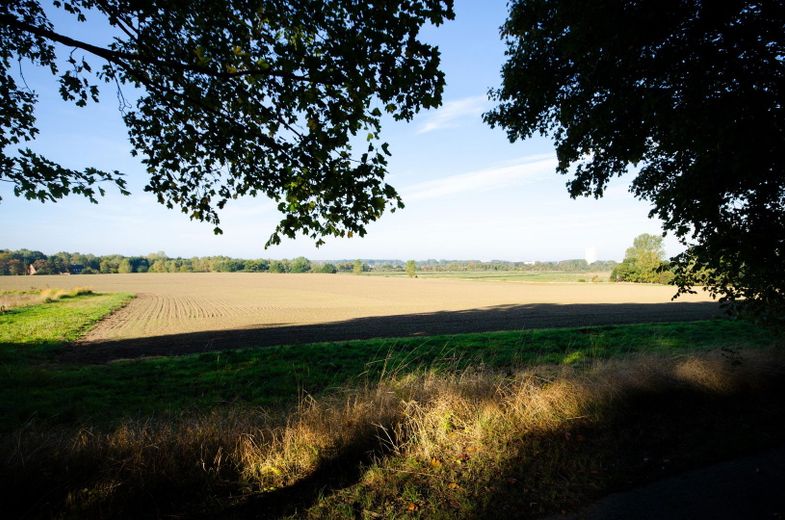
[[555, 446, 785, 519]]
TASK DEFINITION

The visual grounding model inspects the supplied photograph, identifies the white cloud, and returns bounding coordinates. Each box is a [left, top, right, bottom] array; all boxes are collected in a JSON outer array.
[[403, 154, 558, 201], [416, 95, 489, 134]]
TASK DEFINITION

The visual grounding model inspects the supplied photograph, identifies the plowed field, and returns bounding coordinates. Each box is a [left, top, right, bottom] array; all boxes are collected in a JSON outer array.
[[1, 273, 717, 352]]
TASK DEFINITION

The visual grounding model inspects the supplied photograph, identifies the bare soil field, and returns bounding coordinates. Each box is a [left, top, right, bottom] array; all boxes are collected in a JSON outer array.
[[0, 273, 719, 360]]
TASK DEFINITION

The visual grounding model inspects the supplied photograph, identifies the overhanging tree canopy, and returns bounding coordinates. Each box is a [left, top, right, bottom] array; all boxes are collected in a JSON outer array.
[[486, 0, 785, 319], [1, 0, 454, 245]]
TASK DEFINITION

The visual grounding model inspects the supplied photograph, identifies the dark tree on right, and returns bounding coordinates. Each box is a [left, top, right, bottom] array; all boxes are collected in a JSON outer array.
[[486, 1, 785, 321]]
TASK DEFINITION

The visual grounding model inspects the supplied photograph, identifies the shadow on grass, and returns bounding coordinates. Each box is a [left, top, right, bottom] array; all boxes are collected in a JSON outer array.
[[5, 431, 390, 520], [230, 366, 785, 519], [63, 301, 721, 363], [477, 378, 785, 519], [227, 436, 390, 519]]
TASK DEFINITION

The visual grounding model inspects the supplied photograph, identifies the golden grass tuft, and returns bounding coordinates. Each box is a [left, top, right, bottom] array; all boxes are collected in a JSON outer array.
[[40, 286, 94, 303]]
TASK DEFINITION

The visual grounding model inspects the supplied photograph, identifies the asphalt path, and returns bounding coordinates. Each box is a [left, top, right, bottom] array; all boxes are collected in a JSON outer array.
[[555, 446, 785, 520]]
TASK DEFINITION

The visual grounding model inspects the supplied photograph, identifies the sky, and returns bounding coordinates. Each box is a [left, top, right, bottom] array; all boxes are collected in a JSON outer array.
[[0, 1, 679, 262]]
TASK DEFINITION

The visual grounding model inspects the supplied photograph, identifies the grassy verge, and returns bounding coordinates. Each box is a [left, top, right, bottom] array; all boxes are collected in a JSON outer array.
[[0, 291, 132, 354]]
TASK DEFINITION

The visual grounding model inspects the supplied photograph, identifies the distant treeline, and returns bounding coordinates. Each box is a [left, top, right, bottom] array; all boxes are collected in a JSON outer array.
[[398, 259, 618, 273], [0, 250, 335, 275], [0, 249, 617, 276]]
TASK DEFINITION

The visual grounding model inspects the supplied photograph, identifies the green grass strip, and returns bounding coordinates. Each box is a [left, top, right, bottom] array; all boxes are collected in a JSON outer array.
[[0, 292, 133, 354]]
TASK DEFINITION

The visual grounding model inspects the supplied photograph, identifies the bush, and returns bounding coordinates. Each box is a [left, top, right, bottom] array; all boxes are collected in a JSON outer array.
[[318, 263, 337, 274], [289, 257, 312, 273], [610, 255, 674, 285], [269, 260, 289, 273], [243, 260, 270, 272]]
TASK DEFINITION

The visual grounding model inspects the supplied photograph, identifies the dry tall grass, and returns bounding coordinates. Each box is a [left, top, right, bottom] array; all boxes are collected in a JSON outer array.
[[0, 287, 93, 311], [3, 348, 784, 518]]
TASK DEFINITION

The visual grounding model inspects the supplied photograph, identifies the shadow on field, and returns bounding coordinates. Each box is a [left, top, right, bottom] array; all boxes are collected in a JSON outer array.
[[63, 301, 721, 363]]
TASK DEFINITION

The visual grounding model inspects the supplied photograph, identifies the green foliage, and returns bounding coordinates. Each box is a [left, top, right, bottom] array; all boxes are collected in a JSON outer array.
[[626, 234, 665, 265], [0, 248, 622, 277], [487, 0, 785, 320], [268, 259, 288, 273], [117, 259, 132, 274], [2, 0, 455, 245], [243, 259, 269, 272], [382, 258, 617, 273], [214, 259, 245, 272], [148, 259, 166, 273], [289, 256, 311, 273], [0, 249, 342, 275], [405, 259, 416, 278], [0, 249, 44, 275], [316, 262, 337, 274], [352, 259, 365, 274], [98, 258, 115, 274], [367, 271, 611, 282], [611, 234, 673, 284]]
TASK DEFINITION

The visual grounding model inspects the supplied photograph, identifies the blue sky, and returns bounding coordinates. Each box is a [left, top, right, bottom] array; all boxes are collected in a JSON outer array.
[[0, 1, 676, 261]]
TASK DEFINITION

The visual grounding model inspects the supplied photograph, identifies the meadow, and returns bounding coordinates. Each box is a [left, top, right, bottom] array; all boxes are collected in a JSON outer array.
[[1, 276, 783, 518]]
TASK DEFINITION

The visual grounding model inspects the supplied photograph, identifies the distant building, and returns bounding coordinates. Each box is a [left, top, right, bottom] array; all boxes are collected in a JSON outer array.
[[27, 264, 37, 275]]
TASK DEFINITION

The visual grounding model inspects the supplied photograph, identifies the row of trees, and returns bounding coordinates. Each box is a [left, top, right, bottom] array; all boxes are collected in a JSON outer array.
[[0, 249, 623, 276], [408, 259, 618, 273], [0, 238, 682, 286], [0, 250, 376, 275]]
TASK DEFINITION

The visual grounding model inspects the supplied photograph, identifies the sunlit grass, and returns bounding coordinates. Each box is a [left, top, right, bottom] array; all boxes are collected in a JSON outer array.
[[0, 291, 131, 351]]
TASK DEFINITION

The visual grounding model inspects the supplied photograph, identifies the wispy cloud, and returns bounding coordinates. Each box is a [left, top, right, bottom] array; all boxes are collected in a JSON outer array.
[[416, 95, 489, 134], [403, 153, 558, 201]]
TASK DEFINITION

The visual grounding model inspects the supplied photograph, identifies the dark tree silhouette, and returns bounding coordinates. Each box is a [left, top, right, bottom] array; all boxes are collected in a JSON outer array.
[[487, 0, 785, 320], [1, 0, 454, 245]]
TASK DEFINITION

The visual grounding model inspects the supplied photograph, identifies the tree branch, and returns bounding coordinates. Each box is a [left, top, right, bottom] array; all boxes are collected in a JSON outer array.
[[1, 13, 321, 84]]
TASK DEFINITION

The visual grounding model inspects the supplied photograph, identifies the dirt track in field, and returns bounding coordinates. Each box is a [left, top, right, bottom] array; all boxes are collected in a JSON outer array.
[[0, 273, 720, 362]]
